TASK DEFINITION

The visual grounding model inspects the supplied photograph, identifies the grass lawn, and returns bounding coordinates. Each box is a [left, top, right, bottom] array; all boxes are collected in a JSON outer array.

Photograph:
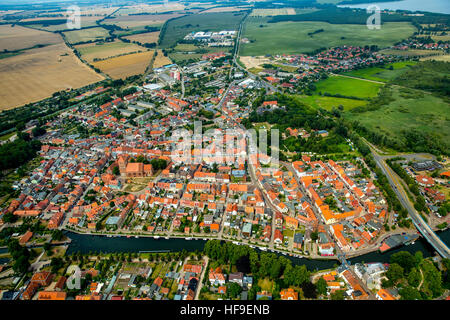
[[314, 75, 383, 99], [241, 19, 416, 55], [297, 94, 367, 111], [344, 61, 417, 82], [258, 278, 274, 291], [345, 86, 450, 152], [0, 131, 15, 141], [283, 229, 294, 238]]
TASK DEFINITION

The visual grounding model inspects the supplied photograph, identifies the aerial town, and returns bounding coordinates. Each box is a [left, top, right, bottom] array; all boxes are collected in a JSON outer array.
[[0, 0, 449, 305]]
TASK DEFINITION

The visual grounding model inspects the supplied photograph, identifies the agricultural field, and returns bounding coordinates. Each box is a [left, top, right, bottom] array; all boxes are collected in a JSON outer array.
[[297, 95, 367, 111], [115, 3, 185, 15], [250, 8, 297, 16], [20, 16, 100, 31], [153, 50, 173, 68], [92, 50, 154, 79], [345, 86, 450, 151], [421, 54, 450, 62], [123, 31, 160, 45], [78, 6, 120, 16], [168, 43, 230, 63], [103, 13, 182, 31], [314, 75, 383, 99], [417, 33, 450, 42], [379, 49, 442, 58], [343, 61, 417, 82], [239, 55, 272, 69], [201, 6, 251, 13], [160, 12, 246, 48], [0, 43, 104, 110], [75, 40, 146, 63], [0, 24, 62, 51], [240, 19, 416, 56], [63, 27, 110, 44]]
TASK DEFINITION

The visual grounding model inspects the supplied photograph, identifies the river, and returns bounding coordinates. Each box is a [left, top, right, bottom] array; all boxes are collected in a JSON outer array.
[[64, 229, 450, 271], [339, 0, 450, 14]]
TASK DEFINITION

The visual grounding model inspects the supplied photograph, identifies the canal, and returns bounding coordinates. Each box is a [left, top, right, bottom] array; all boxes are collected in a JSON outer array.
[[64, 229, 450, 271]]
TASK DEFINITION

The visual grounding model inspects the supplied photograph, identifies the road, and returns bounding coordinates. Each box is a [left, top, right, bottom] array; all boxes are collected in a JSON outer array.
[[194, 256, 209, 300], [365, 139, 450, 258], [231, 11, 279, 94]]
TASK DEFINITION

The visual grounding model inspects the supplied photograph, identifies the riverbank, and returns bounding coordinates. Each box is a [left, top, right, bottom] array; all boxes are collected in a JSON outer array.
[[64, 227, 338, 261], [63, 228, 450, 271]]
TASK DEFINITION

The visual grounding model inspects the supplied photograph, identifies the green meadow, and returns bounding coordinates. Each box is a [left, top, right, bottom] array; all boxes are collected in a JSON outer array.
[[344, 61, 418, 82], [314, 75, 383, 99], [240, 19, 416, 55], [345, 86, 450, 150], [297, 95, 367, 111]]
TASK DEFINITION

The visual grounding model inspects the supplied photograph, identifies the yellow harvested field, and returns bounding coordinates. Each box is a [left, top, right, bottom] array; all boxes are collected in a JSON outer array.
[[250, 8, 296, 16], [0, 43, 104, 110], [239, 55, 271, 69], [153, 50, 173, 68], [420, 54, 450, 62], [116, 3, 185, 15], [123, 31, 160, 44], [201, 6, 251, 13], [75, 40, 146, 63], [379, 49, 441, 57], [0, 24, 62, 51], [104, 13, 182, 29], [92, 50, 154, 79]]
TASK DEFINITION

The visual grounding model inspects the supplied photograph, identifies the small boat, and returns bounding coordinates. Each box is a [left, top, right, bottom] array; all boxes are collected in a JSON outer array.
[[126, 235, 130, 238], [185, 237, 192, 240], [203, 238, 207, 241], [165, 237, 169, 240], [260, 247, 267, 251], [134, 236, 138, 238], [154, 236, 160, 239]]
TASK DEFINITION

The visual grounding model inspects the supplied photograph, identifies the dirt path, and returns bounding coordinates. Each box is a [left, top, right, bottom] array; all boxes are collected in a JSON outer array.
[[195, 256, 209, 300], [331, 73, 386, 85]]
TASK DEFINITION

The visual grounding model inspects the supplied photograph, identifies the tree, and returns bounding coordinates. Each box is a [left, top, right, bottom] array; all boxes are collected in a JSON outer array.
[[390, 251, 416, 273], [2, 212, 18, 223], [399, 286, 421, 300], [227, 282, 242, 299], [112, 166, 120, 176], [51, 229, 63, 241], [13, 255, 30, 274], [301, 281, 317, 299], [330, 289, 345, 300], [316, 277, 327, 296], [386, 263, 404, 284], [408, 268, 421, 287]]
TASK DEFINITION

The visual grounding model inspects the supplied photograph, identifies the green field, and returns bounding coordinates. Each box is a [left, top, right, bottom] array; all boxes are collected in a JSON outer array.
[[346, 86, 450, 151], [240, 19, 416, 55], [314, 75, 383, 99], [344, 61, 417, 82], [160, 12, 245, 48], [63, 27, 110, 44], [168, 44, 229, 63], [298, 94, 367, 111]]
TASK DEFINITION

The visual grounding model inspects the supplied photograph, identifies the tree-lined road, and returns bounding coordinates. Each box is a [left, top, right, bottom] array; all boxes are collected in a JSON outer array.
[[365, 140, 450, 258]]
